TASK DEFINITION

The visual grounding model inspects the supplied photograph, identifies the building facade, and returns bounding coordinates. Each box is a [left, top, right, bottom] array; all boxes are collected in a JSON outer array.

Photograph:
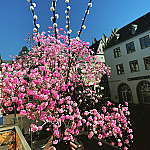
[[103, 12, 150, 104], [89, 34, 107, 63], [89, 35, 111, 97]]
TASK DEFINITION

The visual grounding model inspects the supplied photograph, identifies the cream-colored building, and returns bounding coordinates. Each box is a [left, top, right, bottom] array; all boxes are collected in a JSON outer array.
[[103, 12, 150, 104]]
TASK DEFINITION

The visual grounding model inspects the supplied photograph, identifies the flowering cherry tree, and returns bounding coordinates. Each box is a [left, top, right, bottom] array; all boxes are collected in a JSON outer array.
[[0, 0, 133, 149]]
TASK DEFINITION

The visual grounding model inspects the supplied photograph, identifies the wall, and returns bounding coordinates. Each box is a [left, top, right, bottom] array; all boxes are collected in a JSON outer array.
[[104, 30, 150, 104]]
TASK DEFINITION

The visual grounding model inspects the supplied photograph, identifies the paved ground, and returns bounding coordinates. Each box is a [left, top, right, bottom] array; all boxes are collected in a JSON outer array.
[[0, 145, 9, 150], [3, 113, 31, 135], [129, 104, 150, 150]]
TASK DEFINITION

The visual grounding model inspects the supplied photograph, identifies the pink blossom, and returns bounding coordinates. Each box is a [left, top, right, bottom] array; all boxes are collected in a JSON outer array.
[[54, 130, 60, 138], [84, 111, 89, 116], [8, 107, 13, 111], [130, 134, 133, 139], [20, 110, 26, 116], [51, 89, 59, 100], [71, 87, 74, 91], [38, 126, 42, 130], [51, 79, 57, 84], [32, 127, 38, 132], [125, 139, 129, 144], [46, 128, 50, 131], [1, 108, 5, 113], [127, 129, 133, 133], [88, 131, 94, 139], [75, 129, 79, 135], [118, 142, 122, 147], [98, 134, 102, 139], [63, 136, 71, 141], [125, 102, 128, 106], [12, 97, 18, 102], [102, 106, 106, 113], [53, 140, 58, 145], [98, 141, 102, 146], [88, 116, 93, 121], [30, 124, 36, 128]]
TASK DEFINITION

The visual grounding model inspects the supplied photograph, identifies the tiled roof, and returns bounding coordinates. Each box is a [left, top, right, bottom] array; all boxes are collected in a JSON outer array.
[[104, 12, 150, 49]]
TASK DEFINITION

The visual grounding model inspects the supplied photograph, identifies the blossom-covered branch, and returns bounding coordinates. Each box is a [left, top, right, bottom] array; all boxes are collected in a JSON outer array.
[[50, 0, 58, 39], [65, 0, 71, 44], [77, 0, 92, 38], [27, 0, 40, 33], [27, 0, 41, 46]]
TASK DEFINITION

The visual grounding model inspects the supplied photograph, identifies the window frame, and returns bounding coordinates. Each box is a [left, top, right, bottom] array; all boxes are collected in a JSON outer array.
[[140, 35, 150, 49], [137, 81, 150, 103], [129, 60, 140, 73], [113, 47, 121, 58], [126, 41, 135, 54], [116, 63, 125, 75], [143, 56, 150, 70], [118, 83, 133, 102]]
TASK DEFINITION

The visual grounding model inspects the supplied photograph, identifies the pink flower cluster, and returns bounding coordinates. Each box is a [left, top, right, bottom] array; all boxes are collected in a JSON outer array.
[[1, 27, 132, 149]]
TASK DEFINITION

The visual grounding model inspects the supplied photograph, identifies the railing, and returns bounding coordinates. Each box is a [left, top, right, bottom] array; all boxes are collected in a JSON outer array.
[[0, 125, 31, 150]]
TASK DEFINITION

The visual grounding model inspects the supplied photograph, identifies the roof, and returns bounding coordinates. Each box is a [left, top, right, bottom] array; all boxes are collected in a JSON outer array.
[[89, 40, 100, 54], [104, 12, 150, 49], [18, 46, 29, 56], [2, 60, 12, 64], [89, 34, 107, 54]]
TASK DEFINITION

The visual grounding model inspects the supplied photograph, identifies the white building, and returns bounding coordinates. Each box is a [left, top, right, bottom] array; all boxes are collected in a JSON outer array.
[[103, 12, 150, 104], [89, 34, 107, 64], [89, 35, 111, 97]]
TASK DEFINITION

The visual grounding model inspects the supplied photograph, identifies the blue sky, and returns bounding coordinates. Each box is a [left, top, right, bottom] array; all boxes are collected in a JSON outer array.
[[0, 0, 150, 60]]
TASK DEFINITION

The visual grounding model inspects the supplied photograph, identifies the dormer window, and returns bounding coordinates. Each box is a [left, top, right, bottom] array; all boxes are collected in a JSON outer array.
[[115, 33, 120, 39], [114, 33, 120, 42], [130, 24, 138, 34]]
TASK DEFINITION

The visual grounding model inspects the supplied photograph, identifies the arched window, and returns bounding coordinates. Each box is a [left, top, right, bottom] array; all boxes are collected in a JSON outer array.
[[137, 81, 150, 103], [118, 83, 133, 102]]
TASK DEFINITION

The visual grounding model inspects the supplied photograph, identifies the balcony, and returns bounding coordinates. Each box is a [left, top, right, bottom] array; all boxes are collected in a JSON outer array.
[[0, 125, 31, 150]]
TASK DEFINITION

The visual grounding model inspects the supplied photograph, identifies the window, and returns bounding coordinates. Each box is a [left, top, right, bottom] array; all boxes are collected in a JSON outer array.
[[137, 81, 150, 103], [131, 28, 136, 34], [130, 24, 138, 35], [140, 35, 150, 49], [126, 42, 135, 54], [116, 64, 125, 75], [113, 47, 121, 58], [143, 56, 150, 70], [129, 60, 140, 72], [118, 83, 133, 102]]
